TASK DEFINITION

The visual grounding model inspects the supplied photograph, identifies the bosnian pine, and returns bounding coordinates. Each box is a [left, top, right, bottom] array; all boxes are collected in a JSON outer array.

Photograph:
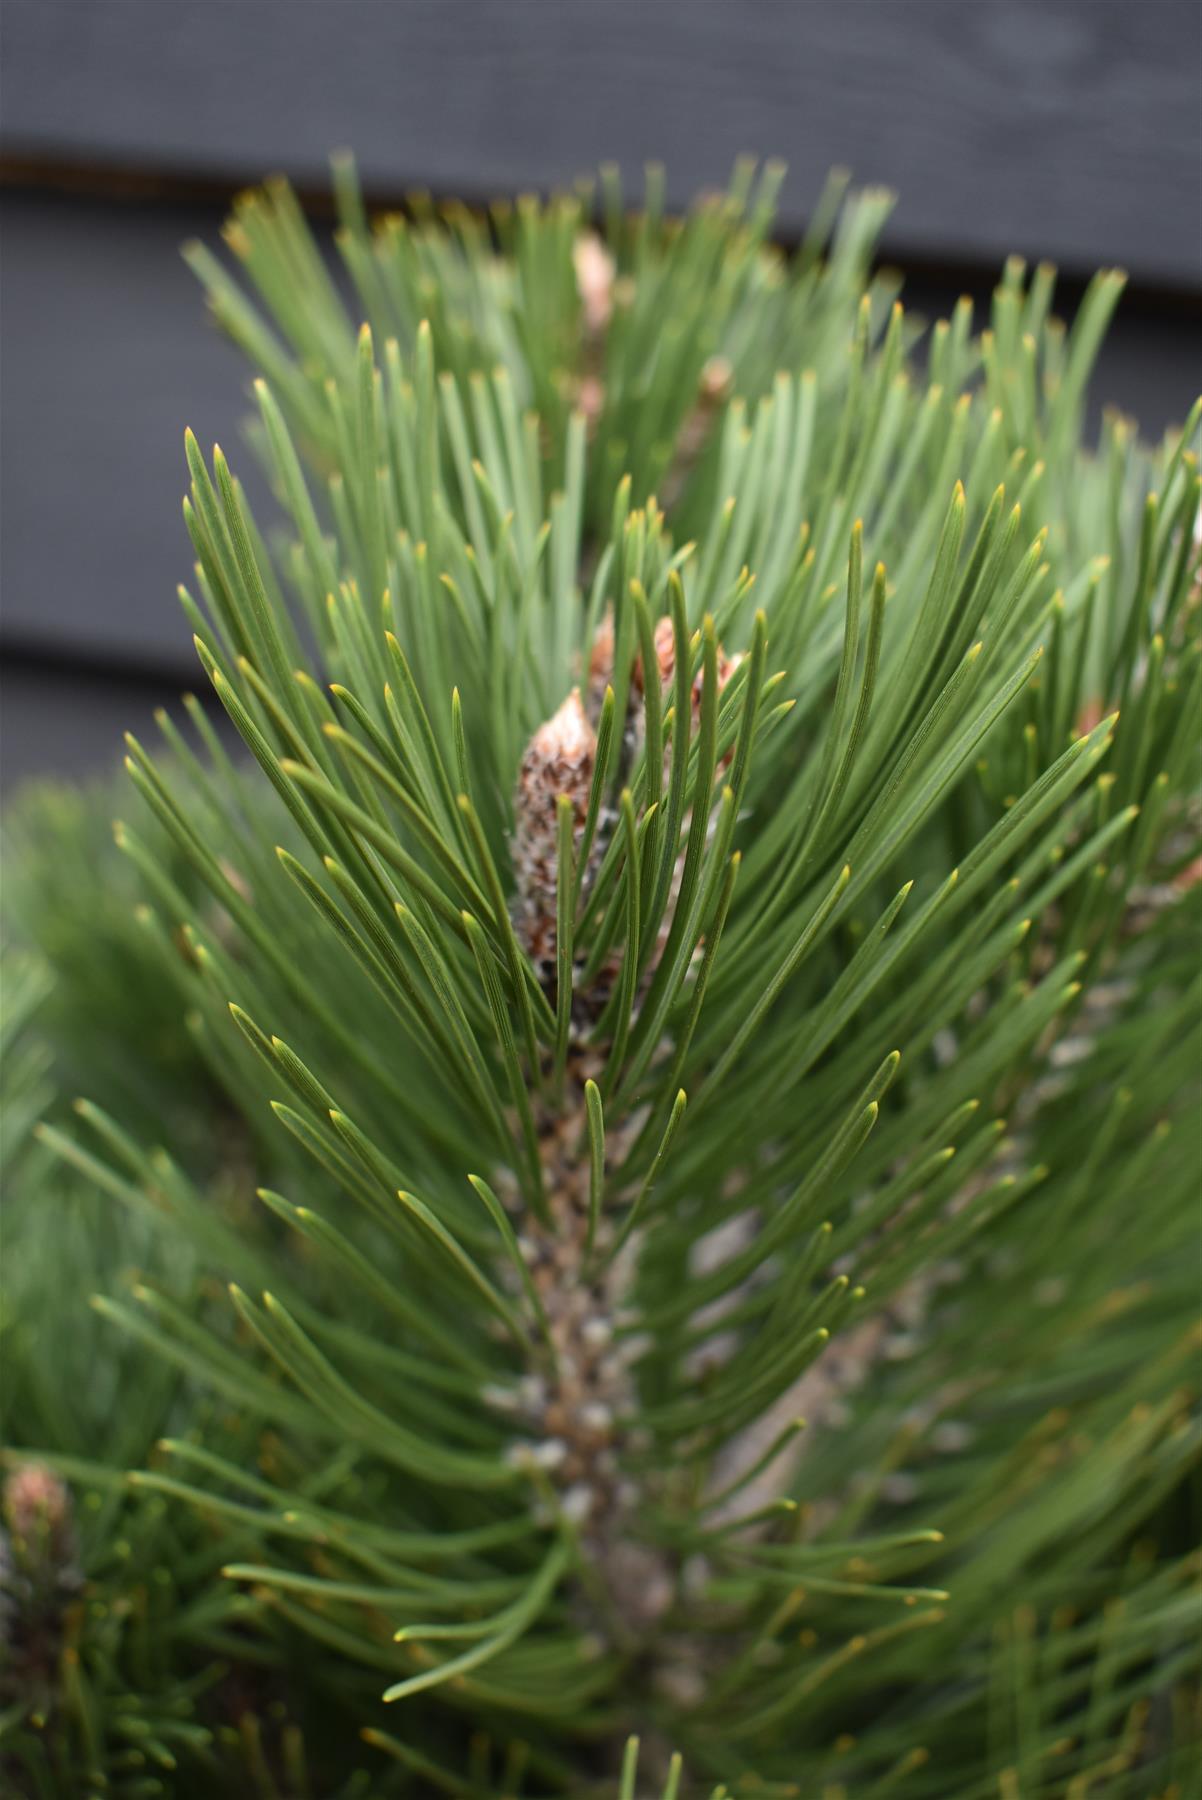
[[3, 161, 1199, 1798]]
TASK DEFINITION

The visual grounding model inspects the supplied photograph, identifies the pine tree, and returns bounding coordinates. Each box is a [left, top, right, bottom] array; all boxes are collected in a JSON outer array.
[[3, 160, 1200, 1798]]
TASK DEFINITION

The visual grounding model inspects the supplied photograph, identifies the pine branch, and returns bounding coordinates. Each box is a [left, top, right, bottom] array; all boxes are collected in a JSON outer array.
[[5, 158, 1199, 1797]]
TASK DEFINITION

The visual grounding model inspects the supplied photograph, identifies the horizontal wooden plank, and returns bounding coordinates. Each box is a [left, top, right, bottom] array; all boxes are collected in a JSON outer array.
[[1, 193, 271, 674], [3, 0, 1200, 288], [2, 190, 1199, 702], [0, 652, 237, 794]]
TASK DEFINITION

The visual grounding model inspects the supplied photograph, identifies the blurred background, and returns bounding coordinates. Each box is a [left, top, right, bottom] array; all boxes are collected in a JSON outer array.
[[2, 0, 1199, 791]]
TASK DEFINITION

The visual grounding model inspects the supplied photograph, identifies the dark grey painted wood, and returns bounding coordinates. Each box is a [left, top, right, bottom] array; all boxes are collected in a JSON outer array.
[[0, 192, 271, 675], [0, 655, 237, 793], [4, 0, 1200, 288]]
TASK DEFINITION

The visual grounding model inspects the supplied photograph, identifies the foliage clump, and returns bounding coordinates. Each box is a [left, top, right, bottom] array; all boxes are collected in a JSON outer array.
[[3, 159, 1200, 1798]]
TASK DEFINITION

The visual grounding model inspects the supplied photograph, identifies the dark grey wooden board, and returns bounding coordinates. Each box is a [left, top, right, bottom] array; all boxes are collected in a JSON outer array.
[[4, 0, 1201, 289], [0, 654, 236, 794], [1, 193, 272, 676]]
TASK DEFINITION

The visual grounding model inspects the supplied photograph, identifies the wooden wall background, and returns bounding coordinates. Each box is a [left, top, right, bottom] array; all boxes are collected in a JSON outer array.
[[2, 0, 1199, 788]]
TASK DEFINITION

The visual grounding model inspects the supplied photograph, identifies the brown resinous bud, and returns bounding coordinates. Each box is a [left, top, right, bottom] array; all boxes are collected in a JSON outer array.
[[635, 615, 746, 787], [513, 688, 597, 979], [573, 232, 616, 342], [3, 1464, 74, 1575], [1, 1461, 82, 1648], [570, 233, 618, 436]]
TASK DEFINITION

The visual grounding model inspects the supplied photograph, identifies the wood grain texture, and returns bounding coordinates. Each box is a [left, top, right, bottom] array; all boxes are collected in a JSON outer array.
[[4, 0, 1200, 287]]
